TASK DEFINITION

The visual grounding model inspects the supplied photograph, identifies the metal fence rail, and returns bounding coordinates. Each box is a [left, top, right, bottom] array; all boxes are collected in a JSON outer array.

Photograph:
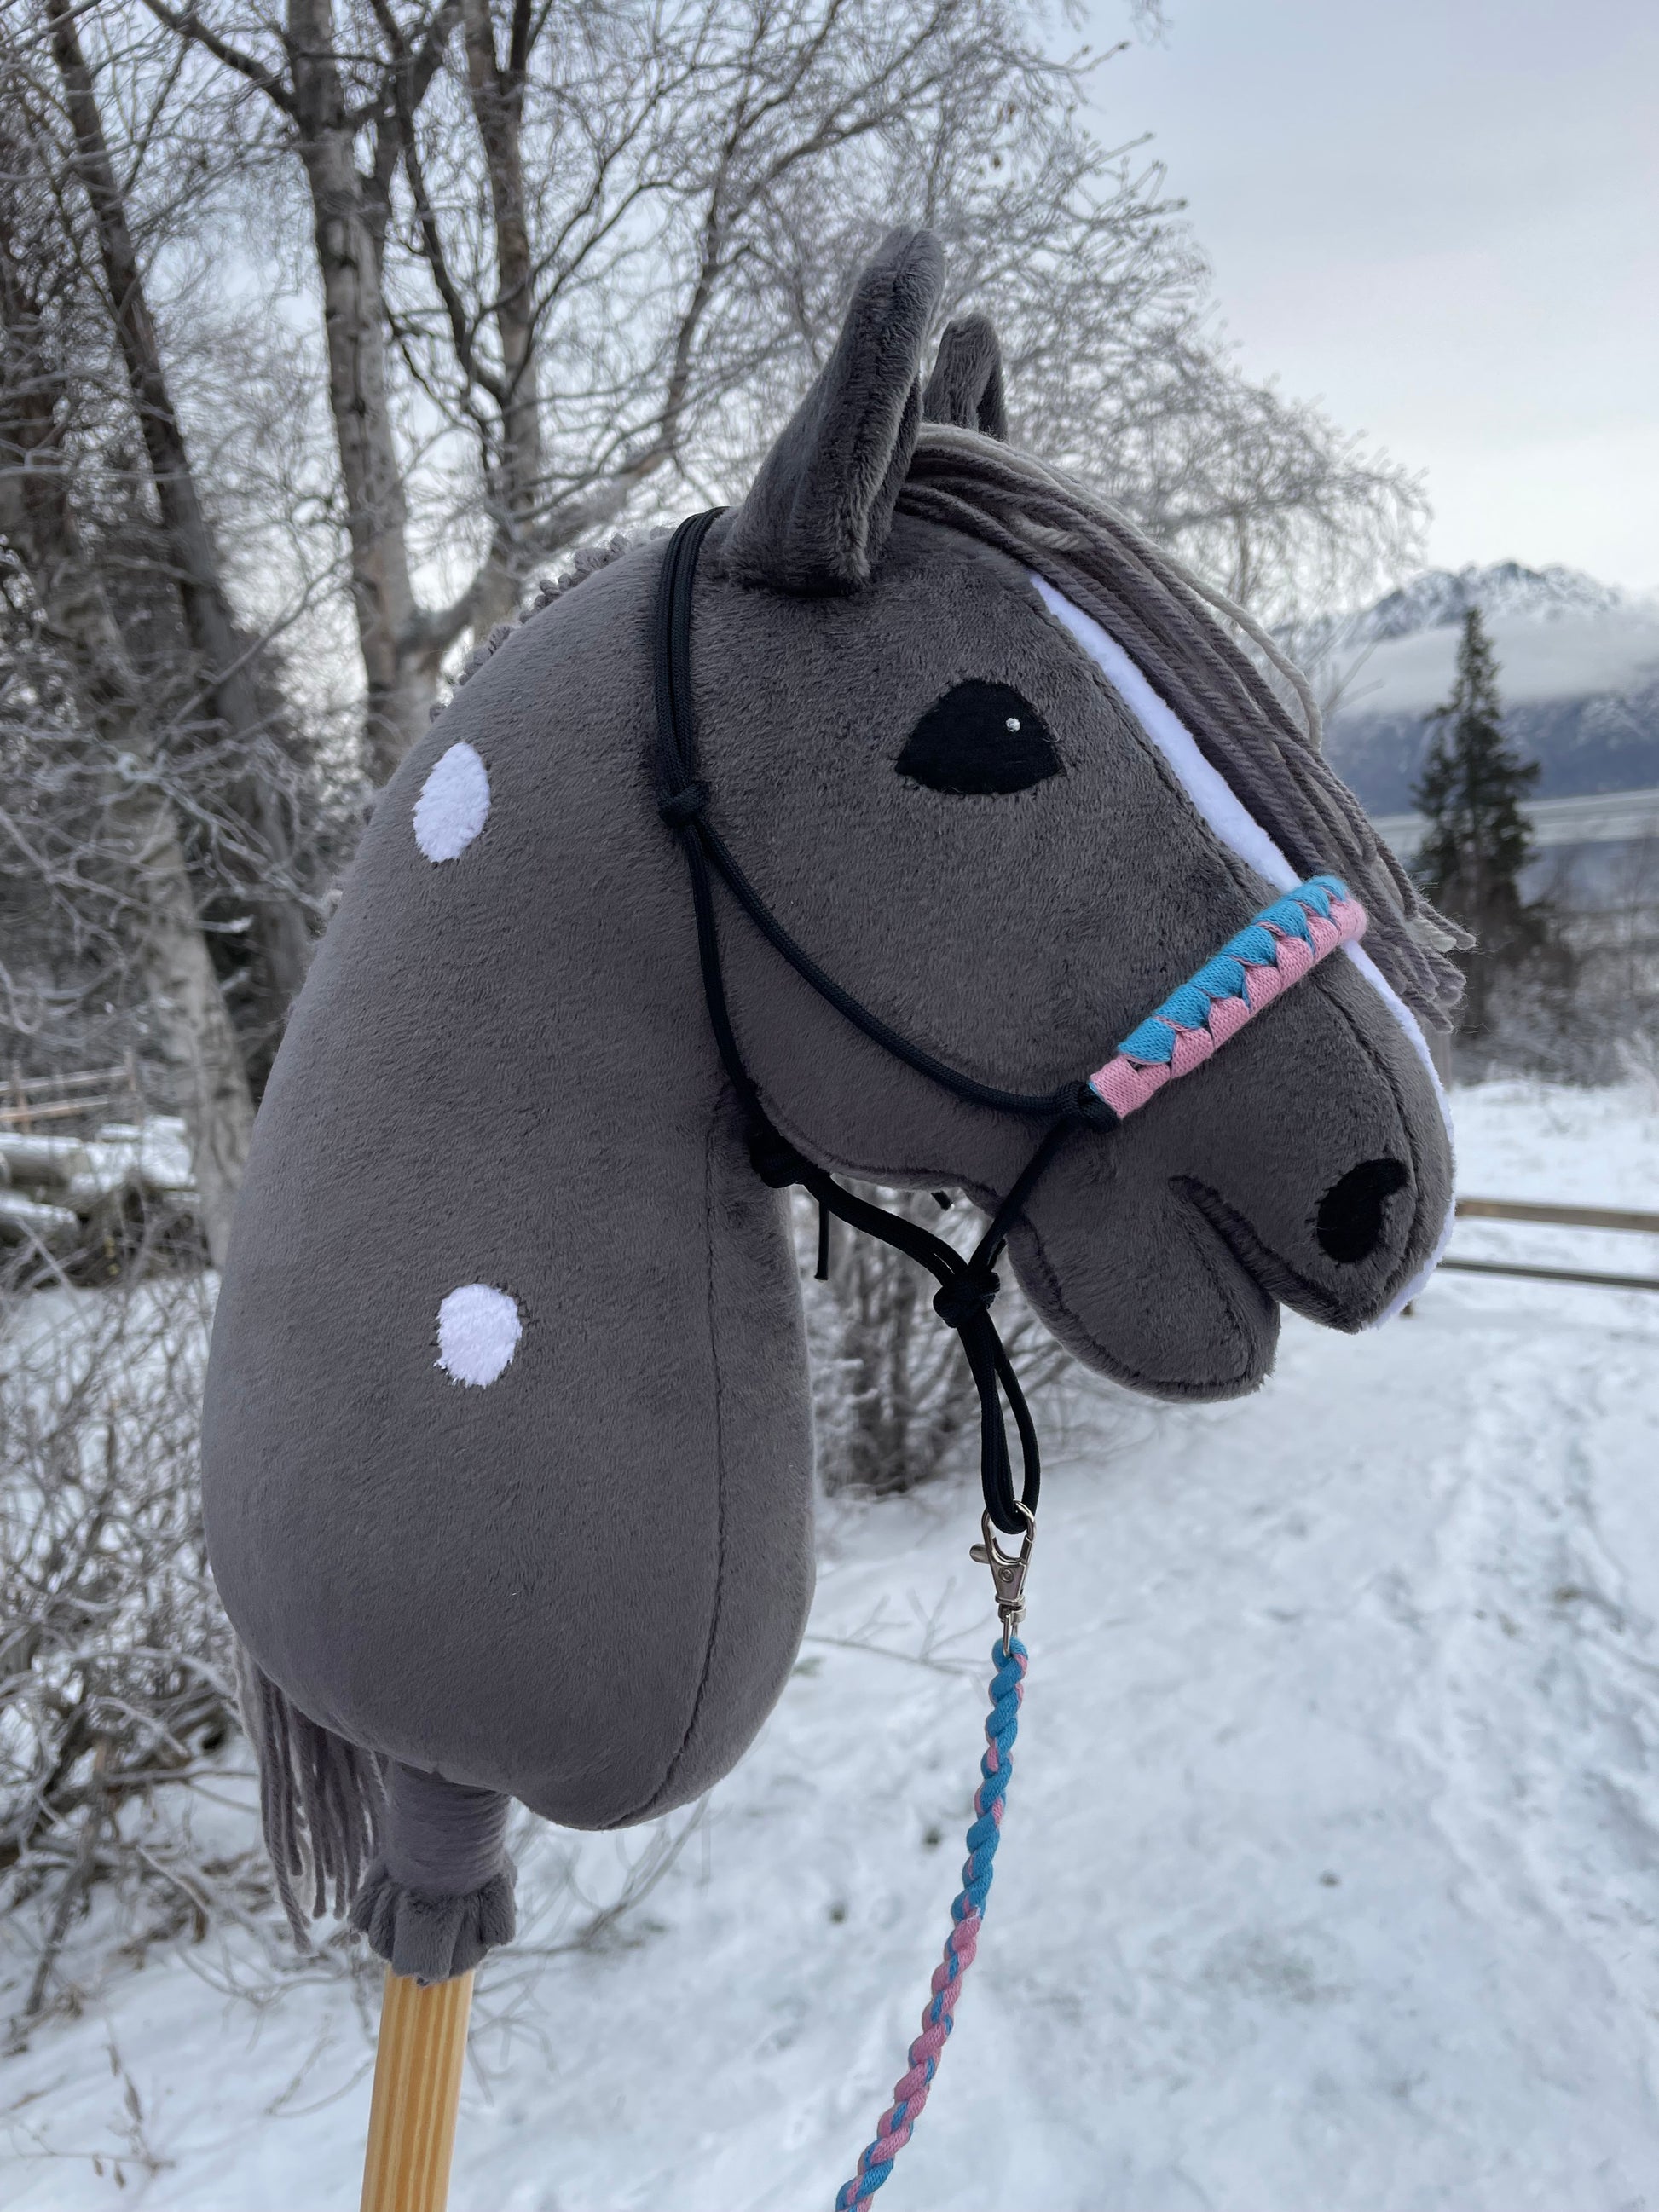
[[1440, 1195, 1659, 1293]]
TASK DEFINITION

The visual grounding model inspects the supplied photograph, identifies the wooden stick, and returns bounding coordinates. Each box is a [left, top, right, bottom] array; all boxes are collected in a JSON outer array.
[[360, 1968, 474, 2212]]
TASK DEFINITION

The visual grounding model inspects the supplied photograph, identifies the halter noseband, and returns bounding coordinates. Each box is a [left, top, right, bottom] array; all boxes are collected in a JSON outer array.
[[651, 508, 1366, 1542]]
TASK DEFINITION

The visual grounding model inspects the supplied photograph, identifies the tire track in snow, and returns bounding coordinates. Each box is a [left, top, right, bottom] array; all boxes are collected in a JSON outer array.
[[1402, 1289, 1659, 2089]]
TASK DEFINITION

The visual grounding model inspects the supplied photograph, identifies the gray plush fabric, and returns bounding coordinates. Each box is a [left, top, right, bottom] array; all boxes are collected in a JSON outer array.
[[202, 226, 1454, 1981], [350, 1863, 516, 1986], [724, 228, 944, 593], [922, 315, 1008, 440], [346, 1761, 515, 1982]]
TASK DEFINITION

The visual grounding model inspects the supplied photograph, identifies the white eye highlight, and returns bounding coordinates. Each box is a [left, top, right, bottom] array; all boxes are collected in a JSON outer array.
[[413, 742, 490, 863], [1005, 716, 1021, 732], [436, 1283, 522, 1387]]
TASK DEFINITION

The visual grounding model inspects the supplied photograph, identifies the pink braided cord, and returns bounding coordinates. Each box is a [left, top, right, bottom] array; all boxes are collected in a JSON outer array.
[[1089, 887, 1366, 1121], [834, 1637, 1026, 2209]]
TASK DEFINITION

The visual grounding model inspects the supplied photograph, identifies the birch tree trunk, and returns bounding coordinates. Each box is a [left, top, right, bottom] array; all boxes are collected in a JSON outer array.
[[460, 0, 540, 637], [47, 0, 313, 1015], [287, 0, 440, 781], [0, 208, 252, 1268], [14, 556, 251, 1268]]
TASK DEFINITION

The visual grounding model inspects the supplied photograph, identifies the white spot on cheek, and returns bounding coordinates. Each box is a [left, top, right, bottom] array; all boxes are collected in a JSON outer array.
[[436, 1283, 522, 1387], [413, 742, 490, 862]]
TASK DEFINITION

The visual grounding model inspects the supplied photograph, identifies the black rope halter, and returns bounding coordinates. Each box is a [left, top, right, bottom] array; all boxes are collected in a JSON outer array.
[[652, 509, 1119, 1534]]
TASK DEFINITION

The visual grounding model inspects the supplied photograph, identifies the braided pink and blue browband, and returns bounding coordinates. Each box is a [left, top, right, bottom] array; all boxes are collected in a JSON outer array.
[[1089, 875, 1367, 1121]]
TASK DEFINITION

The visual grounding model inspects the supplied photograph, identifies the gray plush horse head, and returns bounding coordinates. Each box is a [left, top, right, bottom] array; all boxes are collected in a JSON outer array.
[[204, 230, 1459, 1984]]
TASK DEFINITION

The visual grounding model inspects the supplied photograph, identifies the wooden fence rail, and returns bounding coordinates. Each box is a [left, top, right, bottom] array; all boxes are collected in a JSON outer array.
[[3, 1062, 147, 1130], [1440, 1194, 1659, 1293]]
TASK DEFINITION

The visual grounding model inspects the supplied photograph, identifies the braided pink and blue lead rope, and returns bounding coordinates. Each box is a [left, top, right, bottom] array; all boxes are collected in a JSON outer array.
[[834, 1637, 1027, 2209]]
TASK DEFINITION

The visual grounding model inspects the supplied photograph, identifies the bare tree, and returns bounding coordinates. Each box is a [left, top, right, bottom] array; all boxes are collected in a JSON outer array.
[[130, 3, 1073, 769], [124, 0, 1415, 787], [0, 98, 253, 1262], [44, 0, 314, 1019], [124, 0, 471, 776], [0, 1251, 240, 2048]]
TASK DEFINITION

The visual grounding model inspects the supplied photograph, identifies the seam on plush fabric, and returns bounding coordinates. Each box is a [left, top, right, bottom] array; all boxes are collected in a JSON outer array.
[[1171, 1187, 1267, 1389], [1028, 571, 1455, 1321], [993, 1155, 1260, 1401], [628, 1089, 731, 1820]]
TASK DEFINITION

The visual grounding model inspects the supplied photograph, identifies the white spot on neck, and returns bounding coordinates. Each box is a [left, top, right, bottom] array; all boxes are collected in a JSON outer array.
[[414, 742, 490, 863], [436, 1283, 522, 1387]]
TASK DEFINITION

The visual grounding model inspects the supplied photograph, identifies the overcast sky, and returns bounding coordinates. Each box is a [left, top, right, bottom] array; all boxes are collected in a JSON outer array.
[[1084, 0, 1659, 596]]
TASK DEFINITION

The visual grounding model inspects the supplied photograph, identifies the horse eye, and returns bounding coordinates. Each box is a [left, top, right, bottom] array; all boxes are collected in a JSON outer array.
[[895, 680, 1062, 795]]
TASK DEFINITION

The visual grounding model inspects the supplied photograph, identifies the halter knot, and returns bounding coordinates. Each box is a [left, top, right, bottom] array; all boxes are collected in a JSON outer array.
[[1059, 1080, 1119, 1132], [657, 780, 708, 829], [748, 1122, 808, 1190], [933, 1264, 1000, 1329]]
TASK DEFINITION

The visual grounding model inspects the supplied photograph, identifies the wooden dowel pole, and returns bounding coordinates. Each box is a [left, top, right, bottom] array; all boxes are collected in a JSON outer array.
[[360, 1968, 474, 2212]]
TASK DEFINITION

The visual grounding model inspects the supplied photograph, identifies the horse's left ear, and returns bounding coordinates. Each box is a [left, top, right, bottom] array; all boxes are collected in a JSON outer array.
[[725, 228, 945, 593], [922, 315, 1008, 441]]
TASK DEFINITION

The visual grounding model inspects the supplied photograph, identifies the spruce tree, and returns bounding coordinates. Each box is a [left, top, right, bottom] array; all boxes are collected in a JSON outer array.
[[1412, 605, 1542, 1041]]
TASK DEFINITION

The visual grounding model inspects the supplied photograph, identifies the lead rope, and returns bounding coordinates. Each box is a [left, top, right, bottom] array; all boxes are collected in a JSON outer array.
[[834, 1516, 1033, 2209]]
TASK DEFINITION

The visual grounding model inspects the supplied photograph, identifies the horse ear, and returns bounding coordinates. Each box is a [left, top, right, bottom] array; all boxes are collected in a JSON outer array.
[[922, 315, 1008, 441], [724, 228, 945, 594]]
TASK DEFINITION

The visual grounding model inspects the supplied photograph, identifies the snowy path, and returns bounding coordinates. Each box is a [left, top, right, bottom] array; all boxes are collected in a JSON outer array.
[[4, 1083, 1659, 2209]]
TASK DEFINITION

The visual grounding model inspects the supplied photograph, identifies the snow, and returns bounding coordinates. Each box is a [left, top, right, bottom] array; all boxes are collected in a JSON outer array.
[[76, 1118, 196, 1203], [6, 1083, 1659, 2209], [0, 1118, 197, 1219]]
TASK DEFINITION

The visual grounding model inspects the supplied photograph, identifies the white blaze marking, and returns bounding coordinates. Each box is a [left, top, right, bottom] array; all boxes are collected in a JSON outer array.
[[413, 742, 490, 863], [436, 1283, 522, 1387]]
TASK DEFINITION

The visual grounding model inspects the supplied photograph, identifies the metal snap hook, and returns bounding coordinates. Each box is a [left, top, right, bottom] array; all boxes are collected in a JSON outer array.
[[971, 1502, 1036, 1653]]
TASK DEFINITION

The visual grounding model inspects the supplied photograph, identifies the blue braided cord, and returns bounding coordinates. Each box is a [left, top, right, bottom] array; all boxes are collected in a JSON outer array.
[[1189, 953, 1249, 1002], [1155, 979, 1215, 1031], [1257, 895, 1314, 942], [1114, 1017, 1177, 1065], [1113, 876, 1352, 1065], [832, 1637, 1026, 2211], [1219, 922, 1278, 966]]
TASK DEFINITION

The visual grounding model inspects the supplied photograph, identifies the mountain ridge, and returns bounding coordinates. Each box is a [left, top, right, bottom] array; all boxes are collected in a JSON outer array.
[[1315, 562, 1659, 817], [1355, 561, 1629, 643]]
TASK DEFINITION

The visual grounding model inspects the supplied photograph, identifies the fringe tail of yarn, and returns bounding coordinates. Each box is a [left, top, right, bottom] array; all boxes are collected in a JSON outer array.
[[233, 1638, 385, 1946]]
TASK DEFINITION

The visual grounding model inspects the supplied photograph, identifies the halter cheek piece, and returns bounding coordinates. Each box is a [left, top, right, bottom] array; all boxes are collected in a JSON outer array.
[[652, 510, 1367, 1556]]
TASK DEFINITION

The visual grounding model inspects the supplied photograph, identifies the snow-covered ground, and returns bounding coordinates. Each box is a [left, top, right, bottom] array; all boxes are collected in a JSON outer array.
[[5, 1081, 1659, 2210]]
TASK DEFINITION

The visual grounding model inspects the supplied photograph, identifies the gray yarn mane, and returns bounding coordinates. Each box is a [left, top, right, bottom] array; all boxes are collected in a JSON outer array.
[[898, 424, 1466, 1031]]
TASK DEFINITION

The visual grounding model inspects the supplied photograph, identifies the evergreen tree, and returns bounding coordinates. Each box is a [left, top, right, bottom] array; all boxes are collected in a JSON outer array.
[[1413, 605, 1544, 1041]]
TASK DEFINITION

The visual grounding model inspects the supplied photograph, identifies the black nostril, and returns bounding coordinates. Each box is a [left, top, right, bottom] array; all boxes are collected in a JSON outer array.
[[1316, 1158, 1410, 1263]]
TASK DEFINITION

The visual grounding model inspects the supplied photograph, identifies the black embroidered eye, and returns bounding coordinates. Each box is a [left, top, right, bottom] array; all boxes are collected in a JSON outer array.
[[895, 680, 1061, 795]]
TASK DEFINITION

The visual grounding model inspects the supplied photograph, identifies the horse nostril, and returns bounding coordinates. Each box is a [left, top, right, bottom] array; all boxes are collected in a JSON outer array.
[[1316, 1158, 1410, 1263]]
